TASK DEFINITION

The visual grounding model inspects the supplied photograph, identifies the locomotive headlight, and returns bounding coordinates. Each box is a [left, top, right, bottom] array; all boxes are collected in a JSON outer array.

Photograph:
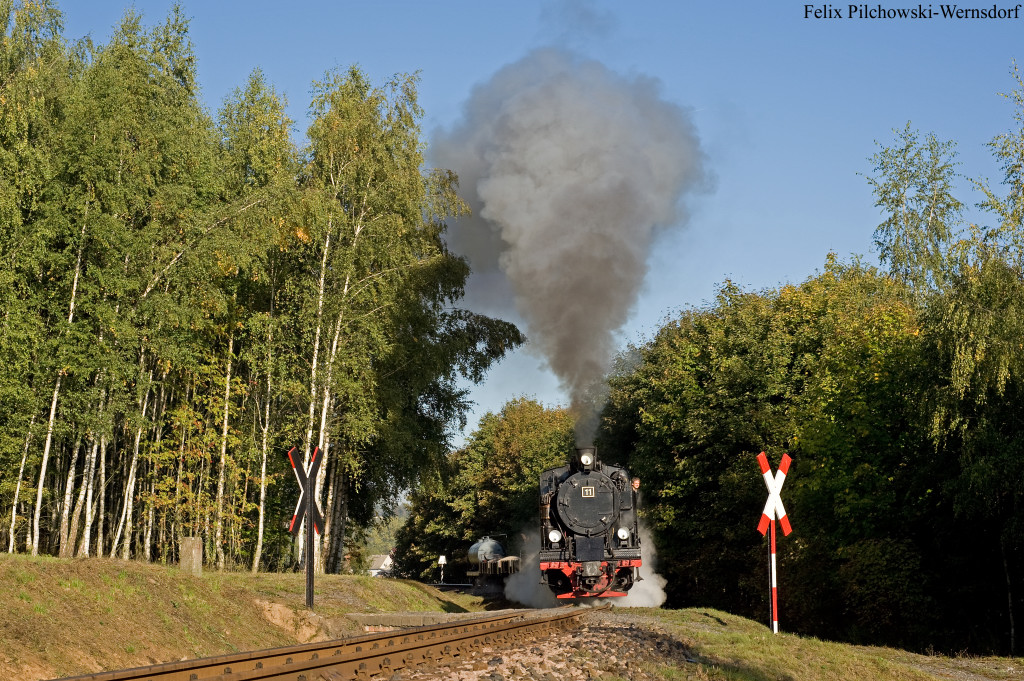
[[548, 529, 563, 544], [616, 527, 630, 541], [580, 453, 594, 466]]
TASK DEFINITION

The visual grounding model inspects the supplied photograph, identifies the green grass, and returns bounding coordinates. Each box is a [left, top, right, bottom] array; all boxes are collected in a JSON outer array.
[[0, 553, 493, 679], [11, 553, 1012, 681], [13, 569, 35, 585], [60, 577, 85, 590], [625, 608, 1021, 681]]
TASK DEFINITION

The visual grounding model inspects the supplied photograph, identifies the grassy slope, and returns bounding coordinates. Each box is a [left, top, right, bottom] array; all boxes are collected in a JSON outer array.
[[623, 608, 1024, 681], [2, 555, 1020, 681], [0, 554, 483, 680]]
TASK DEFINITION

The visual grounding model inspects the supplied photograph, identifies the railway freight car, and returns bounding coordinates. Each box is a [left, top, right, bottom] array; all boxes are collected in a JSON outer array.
[[466, 536, 519, 594]]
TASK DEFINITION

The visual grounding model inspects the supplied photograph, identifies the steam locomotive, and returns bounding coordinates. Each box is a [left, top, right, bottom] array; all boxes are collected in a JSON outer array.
[[539, 447, 641, 598]]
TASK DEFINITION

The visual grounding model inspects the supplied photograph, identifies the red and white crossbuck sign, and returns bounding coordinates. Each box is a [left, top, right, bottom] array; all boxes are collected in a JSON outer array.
[[756, 452, 792, 634], [757, 452, 792, 537]]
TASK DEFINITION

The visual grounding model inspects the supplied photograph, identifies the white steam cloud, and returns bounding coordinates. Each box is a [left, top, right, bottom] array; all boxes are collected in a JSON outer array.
[[617, 522, 667, 608], [433, 48, 708, 441], [504, 530, 559, 609], [504, 525, 666, 608]]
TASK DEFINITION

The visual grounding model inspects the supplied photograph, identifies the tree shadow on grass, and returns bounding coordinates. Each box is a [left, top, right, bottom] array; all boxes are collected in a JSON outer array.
[[436, 599, 469, 613]]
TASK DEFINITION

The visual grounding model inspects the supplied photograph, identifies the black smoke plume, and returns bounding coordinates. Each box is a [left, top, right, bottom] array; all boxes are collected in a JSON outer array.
[[433, 48, 708, 442]]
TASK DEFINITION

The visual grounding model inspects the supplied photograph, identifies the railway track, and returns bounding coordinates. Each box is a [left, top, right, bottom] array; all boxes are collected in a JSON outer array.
[[52, 607, 593, 681]]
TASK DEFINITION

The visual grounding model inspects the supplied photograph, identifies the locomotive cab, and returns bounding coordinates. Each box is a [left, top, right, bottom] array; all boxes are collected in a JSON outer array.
[[539, 447, 642, 598]]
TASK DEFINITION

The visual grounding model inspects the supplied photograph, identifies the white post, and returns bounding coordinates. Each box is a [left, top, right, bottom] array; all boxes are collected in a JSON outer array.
[[770, 516, 778, 633]]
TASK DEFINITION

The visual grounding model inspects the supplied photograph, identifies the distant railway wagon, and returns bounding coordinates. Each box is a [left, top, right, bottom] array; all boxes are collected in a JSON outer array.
[[466, 536, 520, 593]]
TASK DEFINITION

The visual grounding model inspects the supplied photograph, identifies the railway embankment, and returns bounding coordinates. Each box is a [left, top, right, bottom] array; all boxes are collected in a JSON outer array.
[[0, 553, 485, 679], [2, 554, 1021, 681]]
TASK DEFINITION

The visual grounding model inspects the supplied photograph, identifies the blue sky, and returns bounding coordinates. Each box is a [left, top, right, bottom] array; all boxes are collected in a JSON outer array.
[[61, 1, 1024, 440]]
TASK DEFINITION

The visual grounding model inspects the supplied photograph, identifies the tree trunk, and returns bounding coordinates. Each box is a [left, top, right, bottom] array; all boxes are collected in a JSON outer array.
[[173, 384, 187, 564], [117, 424, 143, 560], [7, 416, 34, 553], [144, 379, 168, 563], [312, 438, 328, 575], [96, 433, 107, 556], [252, 343, 273, 573], [158, 496, 167, 564], [328, 460, 348, 574], [323, 440, 349, 574], [78, 378, 108, 557], [33, 201, 89, 556], [32, 375, 63, 556], [214, 331, 235, 571], [64, 436, 96, 558], [79, 492, 99, 557], [305, 226, 332, 460], [67, 368, 107, 558], [296, 226, 333, 565], [58, 436, 83, 558], [111, 370, 152, 559], [144, 475, 155, 562], [196, 427, 208, 538], [76, 439, 99, 556], [313, 282, 352, 574], [319, 445, 335, 575], [77, 382, 108, 557], [1004, 540, 1017, 656]]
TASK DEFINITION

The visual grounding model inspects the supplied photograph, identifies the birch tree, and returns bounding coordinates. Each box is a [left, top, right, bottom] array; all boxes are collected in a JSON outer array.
[[0, 6, 522, 570], [300, 68, 525, 572]]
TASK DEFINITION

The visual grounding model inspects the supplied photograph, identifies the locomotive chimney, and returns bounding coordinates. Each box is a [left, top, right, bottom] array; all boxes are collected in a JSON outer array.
[[575, 446, 596, 472]]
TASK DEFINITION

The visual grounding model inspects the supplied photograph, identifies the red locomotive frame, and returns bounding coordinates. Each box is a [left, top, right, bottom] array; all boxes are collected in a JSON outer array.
[[539, 559, 642, 598]]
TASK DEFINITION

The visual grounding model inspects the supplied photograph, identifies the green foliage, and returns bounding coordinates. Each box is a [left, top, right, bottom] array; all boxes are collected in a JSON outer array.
[[977, 61, 1024, 254], [865, 122, 961, 295], [0, 2, 520, 579], [602, 67, 1024, 653], [603, 259, 932, 646], [394, 398, 573, 580]]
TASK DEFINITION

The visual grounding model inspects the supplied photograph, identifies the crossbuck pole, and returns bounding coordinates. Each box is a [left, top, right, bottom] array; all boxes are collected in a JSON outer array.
[[757, 451, 792, 634], [770, 513, 778, 633], [288, 446, 324, 610]]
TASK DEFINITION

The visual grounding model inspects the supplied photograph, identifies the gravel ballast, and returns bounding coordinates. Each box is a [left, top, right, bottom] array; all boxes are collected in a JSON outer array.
[[385, 609, 702, 681]]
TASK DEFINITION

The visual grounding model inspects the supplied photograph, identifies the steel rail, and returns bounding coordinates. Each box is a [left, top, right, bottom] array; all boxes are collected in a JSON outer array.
[[50, 610, 533, 681], [211, 608, 587, 681], [51, 607, 594, 681]]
